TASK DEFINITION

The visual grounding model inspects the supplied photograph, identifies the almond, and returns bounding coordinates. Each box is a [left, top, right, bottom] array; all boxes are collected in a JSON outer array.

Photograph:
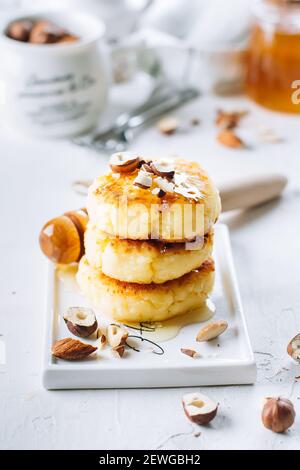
[[217, 129, 245, 149], [52, 338, 97, 360], [196, 320, 228, 342]]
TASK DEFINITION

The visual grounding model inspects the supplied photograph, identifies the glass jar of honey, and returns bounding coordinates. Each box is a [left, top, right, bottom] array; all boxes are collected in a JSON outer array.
[[246, 0, 300, 113]]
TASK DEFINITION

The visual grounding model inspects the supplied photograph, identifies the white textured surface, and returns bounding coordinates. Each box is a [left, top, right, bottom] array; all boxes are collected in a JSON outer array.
[[1, 88, 300, 449]]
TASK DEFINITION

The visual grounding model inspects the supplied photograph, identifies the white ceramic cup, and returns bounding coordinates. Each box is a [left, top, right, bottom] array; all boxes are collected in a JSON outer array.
[[0, 10, 109, 137]]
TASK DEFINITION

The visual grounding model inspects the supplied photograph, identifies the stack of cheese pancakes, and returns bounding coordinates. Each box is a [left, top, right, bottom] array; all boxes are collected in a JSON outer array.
[[77, 153, 221, 324]]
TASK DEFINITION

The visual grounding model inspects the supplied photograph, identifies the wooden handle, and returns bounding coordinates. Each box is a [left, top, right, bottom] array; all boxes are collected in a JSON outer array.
[[219, 173, 288, 213]]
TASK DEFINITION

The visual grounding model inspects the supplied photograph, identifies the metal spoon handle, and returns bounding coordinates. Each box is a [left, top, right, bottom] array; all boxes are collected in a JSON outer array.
[[124, 87, 199, 130]]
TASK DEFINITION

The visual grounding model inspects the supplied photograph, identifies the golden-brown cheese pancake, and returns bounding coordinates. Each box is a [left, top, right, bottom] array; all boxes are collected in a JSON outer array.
[[76, 256, 215, 323], [87, 159, 221, 242], [85, 224, 214, 284]]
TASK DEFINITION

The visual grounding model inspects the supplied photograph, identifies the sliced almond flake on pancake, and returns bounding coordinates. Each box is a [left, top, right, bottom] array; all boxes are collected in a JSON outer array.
[[174, 173, 205, 201], [154, 176, 175, 194], [133, 170, 153, 189]]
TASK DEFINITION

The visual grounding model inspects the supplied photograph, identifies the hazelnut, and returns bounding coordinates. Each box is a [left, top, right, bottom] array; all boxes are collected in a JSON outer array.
[[109, 152, 140, 173], [182, 392, 218, 425], [63, 307, 98, 338], [262, 397, 295, 433], [6, 20, 33, 42], [150, 160, 175, 179], [107, 324, 128, 348], [287, 333, 300, 363], [29, 20, 67, 44]]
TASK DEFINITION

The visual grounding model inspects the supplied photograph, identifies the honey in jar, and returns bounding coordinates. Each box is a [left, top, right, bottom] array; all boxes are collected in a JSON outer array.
[[246, 0, 300, 113]]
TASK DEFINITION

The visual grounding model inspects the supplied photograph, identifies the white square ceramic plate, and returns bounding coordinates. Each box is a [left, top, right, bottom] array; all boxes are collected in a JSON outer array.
[[43, 224, 256, 389]]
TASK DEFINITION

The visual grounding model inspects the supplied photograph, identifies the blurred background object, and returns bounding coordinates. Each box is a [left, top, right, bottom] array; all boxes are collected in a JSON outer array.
[[1, 0, 300, 140], [246, 0, 300, 113], [0, 10, 109, 137]]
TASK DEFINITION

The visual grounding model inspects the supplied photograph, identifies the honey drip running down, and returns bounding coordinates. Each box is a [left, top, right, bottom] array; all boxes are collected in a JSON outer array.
[[246, 24, 300, 113], [56, 264, 80, 293], [125, 299, 216, 343]]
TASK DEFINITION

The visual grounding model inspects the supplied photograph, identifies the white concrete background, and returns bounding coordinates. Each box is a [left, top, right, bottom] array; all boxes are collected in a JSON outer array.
[[0, 83, 300, 449]]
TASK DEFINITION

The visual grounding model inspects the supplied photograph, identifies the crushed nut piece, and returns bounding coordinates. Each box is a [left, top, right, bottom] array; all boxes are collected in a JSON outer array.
[[154, 176, 175, 194], [181, 348, 198, 358], [96, 328, 107, 349], [111, 345, 125, 358], [107, 324, 128, 348], [157, 116, 179, 135], [150, 160, 175, 179], [152, 187, 166, 198]]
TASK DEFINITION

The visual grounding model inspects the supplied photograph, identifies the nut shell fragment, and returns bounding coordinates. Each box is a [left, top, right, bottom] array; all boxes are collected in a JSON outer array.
[[63, 307, 98, 338], [52, 338, 97, 360]]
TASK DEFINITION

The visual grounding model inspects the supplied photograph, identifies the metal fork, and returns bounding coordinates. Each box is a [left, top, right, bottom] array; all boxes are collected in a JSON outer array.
[[73, 86, 199, 153]]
